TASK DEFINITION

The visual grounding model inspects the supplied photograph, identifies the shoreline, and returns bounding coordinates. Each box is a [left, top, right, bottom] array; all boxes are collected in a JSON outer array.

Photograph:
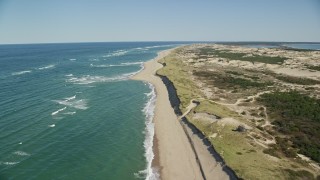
[[157, 74, 238, 180], [132, 48, 236, 180], [132, 48, 203, 179]]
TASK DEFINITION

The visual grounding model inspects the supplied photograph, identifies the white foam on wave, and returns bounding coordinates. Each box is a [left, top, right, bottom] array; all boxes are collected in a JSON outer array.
[[133, 47, 149, 51], [0, 161, 19, 165], [11, 70, 32, 76], [66, 71, 139, 85], [135, 83, 159, 180], [69, 58, 77, 61], [103, 49, 129, 58], [53, 99, 88, 110], [63, 111, 76, 115], [64, 95, 76, 101], [38, 64, 55, 70], [48, 124, 55, 128], [90, 64, 127, 68], [90, 61, 143, 68], [13, 151, 30, 156], [51, 107, 67, 116], [65, 74, 73, 77]]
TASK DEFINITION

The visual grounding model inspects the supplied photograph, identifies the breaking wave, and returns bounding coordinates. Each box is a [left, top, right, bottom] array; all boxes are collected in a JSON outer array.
[[53, 99, 88, 110], [63, 111, 76, 115], [38, 64, 55, 70], [0, 161, 19, 166], [12, 70, 32, 76], [103, 50, 129, 58], [51, 107, 67, 116], [135, 83, 159, 180], [90, 64, 128, 68], [64, 95, 76, 101], [13, 151, 30, 156], [90, 62, 143, 68], [66, 71, 140, 85]]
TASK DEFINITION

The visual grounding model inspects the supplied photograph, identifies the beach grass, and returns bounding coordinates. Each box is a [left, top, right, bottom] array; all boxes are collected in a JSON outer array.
[[156, 46, 319, 179], [157, 51, 203, 110], [275, 75, 320, 85], [196, 48, 287, 64], [306, 65, 320, 71]]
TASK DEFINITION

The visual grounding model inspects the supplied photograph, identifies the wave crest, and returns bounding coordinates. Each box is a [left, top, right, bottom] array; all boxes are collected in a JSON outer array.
[[12, 70, 32, 76], [103, 50, 128, 58], [13, 151, 31, 156], [0, 161, 19, 165], [51, 107, 67, 116], [66, 72, 138, 85], [38, 64, 55, 70], [135, 83, 159, 180], [90, 62, 143, 68], [53, 99, 88, 110]]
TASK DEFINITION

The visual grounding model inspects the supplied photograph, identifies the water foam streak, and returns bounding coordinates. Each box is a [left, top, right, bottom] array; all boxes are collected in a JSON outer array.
[[90, 62, 143, 68], [11, 70, 32, 76], [103, 50, 128, 58], [53, 99, 88, 110], [38, 64, 55, 70], [13, 151, 31, 156], [136, 83, 159, 180], [51, 107, 67, 116], [66, 71, 141, 85]]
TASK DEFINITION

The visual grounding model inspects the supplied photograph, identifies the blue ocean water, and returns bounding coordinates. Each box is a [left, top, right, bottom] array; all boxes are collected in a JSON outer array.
[[283, 43, 320, 50], [0, 42, 181, 180]]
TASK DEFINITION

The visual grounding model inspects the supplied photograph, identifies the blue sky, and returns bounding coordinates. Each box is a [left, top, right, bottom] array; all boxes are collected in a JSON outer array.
[[0, 0, 319, 44]]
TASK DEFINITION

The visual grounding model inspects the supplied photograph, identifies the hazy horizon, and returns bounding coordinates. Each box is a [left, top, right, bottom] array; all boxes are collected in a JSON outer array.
[[0, 0, 319, 44], [2, 41, 320, 46]]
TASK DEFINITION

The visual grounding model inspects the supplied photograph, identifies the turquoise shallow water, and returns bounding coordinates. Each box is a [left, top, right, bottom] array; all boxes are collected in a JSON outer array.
[[0, 42, 181, 180]]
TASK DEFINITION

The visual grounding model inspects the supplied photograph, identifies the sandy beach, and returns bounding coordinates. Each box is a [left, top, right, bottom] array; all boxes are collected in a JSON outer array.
[[132, 49, 233, 180], [132, 49, 203, 179]]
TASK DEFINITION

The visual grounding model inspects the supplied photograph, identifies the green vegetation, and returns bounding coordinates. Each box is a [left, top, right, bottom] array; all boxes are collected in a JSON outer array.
[[283, 169, 315, 180], [157, 50, 203, 109], [306, 65, 320, 71], [226, 70, 243, 76], [193, 70, 272, 89], [158, 47, 319, 179], [275, 75, 320, 85], [258, 91, 320, 162], [197, 48, 287, 64], [188, 112, 287, 180]]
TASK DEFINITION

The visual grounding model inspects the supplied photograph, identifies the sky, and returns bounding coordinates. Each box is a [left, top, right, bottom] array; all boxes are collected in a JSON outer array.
[[0, 0, 319, 44]]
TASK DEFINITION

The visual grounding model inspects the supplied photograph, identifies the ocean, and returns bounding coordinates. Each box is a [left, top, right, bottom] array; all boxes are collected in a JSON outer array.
[[283, 43, 320, 50], [0, 42, 181, 180]]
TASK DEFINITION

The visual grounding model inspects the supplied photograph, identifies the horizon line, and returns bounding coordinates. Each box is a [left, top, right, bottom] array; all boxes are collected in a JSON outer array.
[[1, 40, 320, 46]]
